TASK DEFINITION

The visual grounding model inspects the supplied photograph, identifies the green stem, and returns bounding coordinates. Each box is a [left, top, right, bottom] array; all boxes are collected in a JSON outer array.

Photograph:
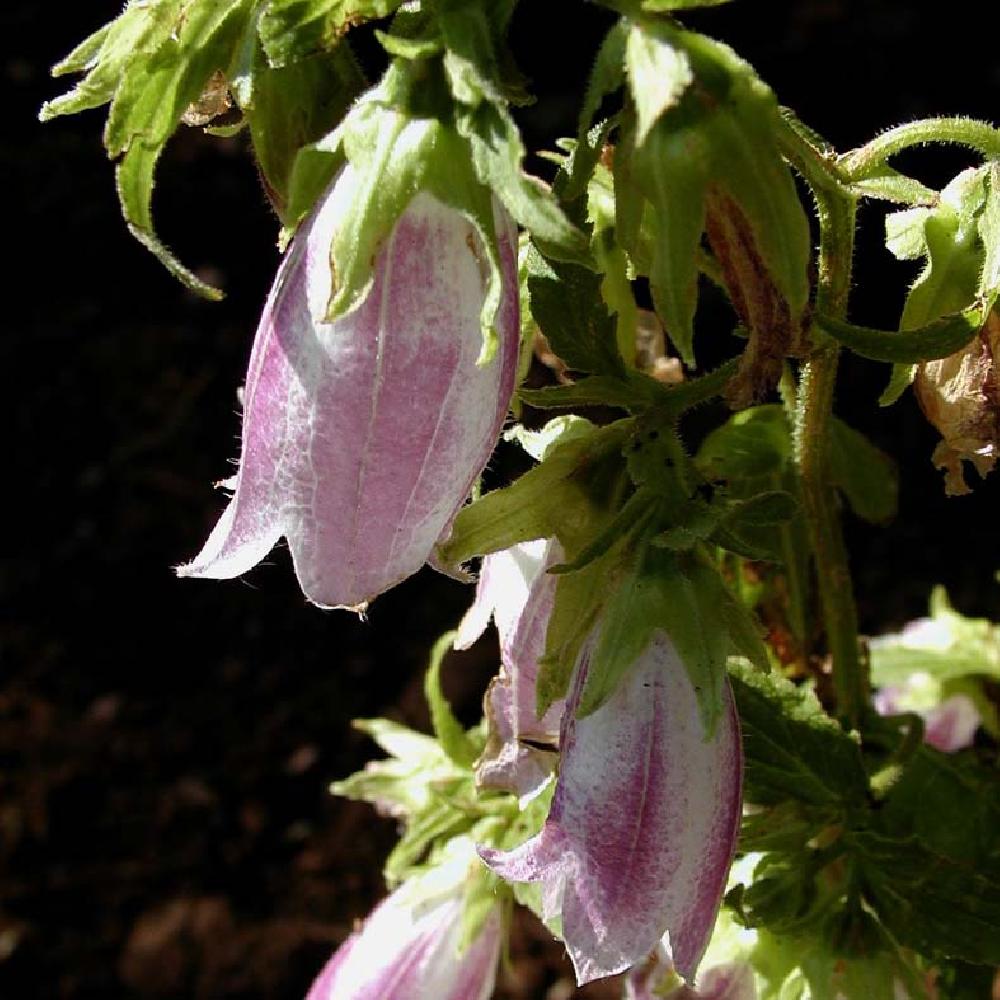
[[841, 117, 1000, 177], [794, 190, 866, 728]]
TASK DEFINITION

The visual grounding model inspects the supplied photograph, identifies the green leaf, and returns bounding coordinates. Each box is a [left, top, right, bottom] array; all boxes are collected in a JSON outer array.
[[851, 828, 1000, 966], [624, 20, 692, 145], [40, 3, 183, 121], [815, 303, 987, 363], [728, 660, 868, 807], [332, 718, 464, 818], [829, 419, 898, 524], [437, 0, 503, 107], [525, 242, 625, 376], [258, 0, 405, 67], [697, 404, 791, 480], [424, 631, 480, 768], [518, 374, 666, 413]]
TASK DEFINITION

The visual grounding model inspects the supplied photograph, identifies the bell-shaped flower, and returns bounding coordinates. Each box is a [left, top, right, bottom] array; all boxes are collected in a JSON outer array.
[[455, 539, 565, 796], [178, 167, 520, 610], [480, 633, 743, 985], [305, 842, 501, 1000]]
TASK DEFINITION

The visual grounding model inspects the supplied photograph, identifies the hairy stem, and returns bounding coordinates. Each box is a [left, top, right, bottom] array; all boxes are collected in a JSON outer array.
[[794, 189, 866, 728], [841, 117, 1000, 177]]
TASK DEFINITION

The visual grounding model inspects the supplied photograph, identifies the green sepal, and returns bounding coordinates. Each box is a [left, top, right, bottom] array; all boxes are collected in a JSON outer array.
[[437, 418, 633, 570], [575, 545, 768, 734], [619, 25, 810, 366], [109, 0, 257, 298], [548, 490, 658, 575], [242, 43, 363, 223], [640, 0, 734, 8], [624, 18, 693, 146], [305, 60, 509, 363], [525, 241, 625, 376], [258, 0, 406, 67], [626, 110, 708, 365], [454, 100, 589, 265], [424, 631, 480, 768]]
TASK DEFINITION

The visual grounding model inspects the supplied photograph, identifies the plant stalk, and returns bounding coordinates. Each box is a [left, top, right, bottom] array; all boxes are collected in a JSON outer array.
[[794, 190, 866, 727], [841, 117, 1000, 176]]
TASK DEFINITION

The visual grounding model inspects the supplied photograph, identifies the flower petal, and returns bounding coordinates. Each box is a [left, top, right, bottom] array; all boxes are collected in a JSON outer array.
[[305, 878, 501, 1000], [456, 541, 565, 795], [179, 171, 519, 609], [480, 633, 742, 985]]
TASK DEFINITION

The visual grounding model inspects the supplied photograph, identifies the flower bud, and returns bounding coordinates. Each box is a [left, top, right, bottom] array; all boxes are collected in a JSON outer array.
[[177, 167, 520, 609]]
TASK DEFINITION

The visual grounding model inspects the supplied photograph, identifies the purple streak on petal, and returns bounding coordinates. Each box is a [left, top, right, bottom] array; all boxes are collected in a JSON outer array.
[[923, 694, 981, 752], [303, 882, 501, 1000], [480, 633, 742, 985], [179, 172, 519, 610]]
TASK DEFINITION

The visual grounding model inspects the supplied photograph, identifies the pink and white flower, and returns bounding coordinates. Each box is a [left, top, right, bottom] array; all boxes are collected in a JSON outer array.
[[305, 846, 501, 1000], [178, 168, 519, 610], [480, 633, 743, 985]]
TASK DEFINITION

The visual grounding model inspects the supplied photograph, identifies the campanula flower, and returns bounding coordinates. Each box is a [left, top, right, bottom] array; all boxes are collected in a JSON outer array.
[[480, 633, 742, 985], [305, 842, 501, 1000], [178, 167, 519, 610]]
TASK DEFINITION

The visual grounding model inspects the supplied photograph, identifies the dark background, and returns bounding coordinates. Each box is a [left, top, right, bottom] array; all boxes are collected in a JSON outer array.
[[3, 1, 999, 997]]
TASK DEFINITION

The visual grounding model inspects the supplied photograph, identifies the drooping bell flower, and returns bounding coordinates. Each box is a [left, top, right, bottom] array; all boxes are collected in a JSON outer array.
[[178, 167, 520, 610], [305, 843, 502, 1000], [454, 539, 565, 796], [480, 633, 743, 985]]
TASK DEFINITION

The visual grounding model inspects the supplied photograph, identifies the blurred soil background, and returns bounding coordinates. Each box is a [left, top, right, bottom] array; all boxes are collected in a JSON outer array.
[[3, 1, 1000, 997]]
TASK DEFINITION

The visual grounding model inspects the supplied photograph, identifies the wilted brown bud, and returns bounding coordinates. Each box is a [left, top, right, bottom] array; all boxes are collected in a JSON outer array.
[[704, 189, 809, 409], [915, 310, 1000, 495]]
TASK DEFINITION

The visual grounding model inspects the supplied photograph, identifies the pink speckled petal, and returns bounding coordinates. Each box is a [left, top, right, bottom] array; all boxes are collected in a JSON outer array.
[[304, 882, 501, 1000], [179, 169, 519, 610], [480, 634, 742, 985]]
